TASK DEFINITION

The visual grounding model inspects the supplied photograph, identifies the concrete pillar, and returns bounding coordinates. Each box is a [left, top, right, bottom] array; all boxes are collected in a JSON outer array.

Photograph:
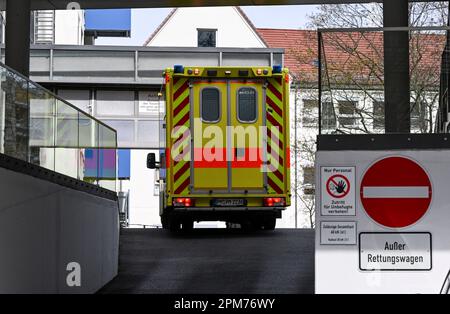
[[5, 0, 31, 77], [3, 0, 31, 161], [383, 0, 411, 133]]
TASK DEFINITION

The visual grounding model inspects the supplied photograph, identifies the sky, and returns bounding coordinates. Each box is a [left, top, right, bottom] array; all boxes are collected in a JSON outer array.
[[95, 5, 318, 46]]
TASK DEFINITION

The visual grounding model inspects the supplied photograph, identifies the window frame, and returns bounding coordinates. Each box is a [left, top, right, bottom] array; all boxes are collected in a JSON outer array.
[[200, 86, 222, 124], [321, 101, 337, 130], [236, 87, 258, 124], [302, 99, 319, 127], [337, 100, 358, 128], [197, 28, 217, 48], [372, 100, 385, 130]]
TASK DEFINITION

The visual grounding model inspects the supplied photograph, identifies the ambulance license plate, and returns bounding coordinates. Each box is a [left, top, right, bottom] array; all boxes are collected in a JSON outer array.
[[212, 199, 246, 207]]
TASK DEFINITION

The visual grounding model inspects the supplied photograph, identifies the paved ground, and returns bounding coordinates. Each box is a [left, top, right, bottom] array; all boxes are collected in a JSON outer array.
[[99, 228, 315, 294]]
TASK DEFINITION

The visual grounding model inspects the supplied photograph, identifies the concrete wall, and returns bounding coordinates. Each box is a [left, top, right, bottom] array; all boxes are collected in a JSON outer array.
[[147, 7, 266, 48], [0, 166, 119, 293]]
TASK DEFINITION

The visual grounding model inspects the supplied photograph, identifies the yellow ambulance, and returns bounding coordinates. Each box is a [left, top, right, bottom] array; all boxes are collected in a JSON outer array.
[[147, 65, 290, 231]]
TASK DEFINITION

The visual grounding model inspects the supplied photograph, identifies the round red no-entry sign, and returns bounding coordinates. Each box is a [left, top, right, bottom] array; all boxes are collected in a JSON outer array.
[[360, 156, 432, 228]]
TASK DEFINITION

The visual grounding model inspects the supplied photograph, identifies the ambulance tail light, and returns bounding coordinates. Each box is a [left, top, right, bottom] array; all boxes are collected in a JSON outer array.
[[173, 198, 195, 207], [264, 197, 285, 207], [174, 65, 184, 73]]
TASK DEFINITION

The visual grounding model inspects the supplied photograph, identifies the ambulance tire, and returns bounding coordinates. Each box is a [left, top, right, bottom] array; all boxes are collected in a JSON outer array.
[[262, 218, 276, 231], [181, 220, 194, 231], [161, 215, 170, 229], [168, 217, 181, 232]]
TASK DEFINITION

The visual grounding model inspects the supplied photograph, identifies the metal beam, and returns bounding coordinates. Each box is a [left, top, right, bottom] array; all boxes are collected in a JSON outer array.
[[0, 0, 439, 10], [383, 0, 410, 133], [0, 44, 283, 86]]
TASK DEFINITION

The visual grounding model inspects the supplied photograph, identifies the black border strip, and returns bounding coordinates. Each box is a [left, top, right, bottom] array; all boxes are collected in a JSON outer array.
[[0, 153, 117, 202], [358, 232, 432, 271], [317, 134, 450, 151]]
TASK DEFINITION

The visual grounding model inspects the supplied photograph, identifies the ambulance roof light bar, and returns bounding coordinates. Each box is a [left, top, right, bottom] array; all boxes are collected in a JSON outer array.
[[272, 65, 282, 74], [174, 64, 184, 74]]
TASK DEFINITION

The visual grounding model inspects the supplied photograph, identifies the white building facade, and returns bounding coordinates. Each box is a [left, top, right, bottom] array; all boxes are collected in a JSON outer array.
[[144, 7, 267, 48], [0, 10, 85, 45]]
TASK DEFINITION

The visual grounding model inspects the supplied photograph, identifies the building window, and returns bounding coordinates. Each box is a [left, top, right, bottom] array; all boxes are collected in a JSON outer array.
[[198, 29, 217, 47], [338, 100, 357, 127], [201, 88, 220, 122], [237, 88, 257, 122], [411, 102, 426, 130], [302, 99, 318, 127], [321, 101, 336, 129], [373, 101, 385, 130], [96, 90, 135, 117], [303, 167, 315, 195]]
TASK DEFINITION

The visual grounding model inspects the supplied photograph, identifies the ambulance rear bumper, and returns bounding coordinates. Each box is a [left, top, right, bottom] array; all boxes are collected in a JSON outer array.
[[172, 206, 285, 212], [169, 207, 284, 220]]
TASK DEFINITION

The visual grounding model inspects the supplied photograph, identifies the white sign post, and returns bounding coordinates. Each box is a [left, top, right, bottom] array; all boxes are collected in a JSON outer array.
[[315, 136, 450, 294]]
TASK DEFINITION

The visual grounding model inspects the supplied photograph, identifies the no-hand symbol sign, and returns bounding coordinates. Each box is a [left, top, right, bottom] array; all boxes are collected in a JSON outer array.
[[326, 174, 350, 199], [321, 167, 355, 216], [360, 156, 432, 228]]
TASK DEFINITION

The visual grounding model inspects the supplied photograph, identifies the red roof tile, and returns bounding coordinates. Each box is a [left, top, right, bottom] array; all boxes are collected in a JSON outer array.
[[258, 28, 446, 85]]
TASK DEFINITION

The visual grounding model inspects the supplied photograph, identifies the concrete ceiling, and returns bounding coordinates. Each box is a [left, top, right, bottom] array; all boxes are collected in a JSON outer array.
[[0, 0, 437, 11]]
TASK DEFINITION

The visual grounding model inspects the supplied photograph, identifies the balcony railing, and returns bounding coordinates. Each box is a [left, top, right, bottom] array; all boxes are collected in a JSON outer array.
[[0, 62, 117, 192]]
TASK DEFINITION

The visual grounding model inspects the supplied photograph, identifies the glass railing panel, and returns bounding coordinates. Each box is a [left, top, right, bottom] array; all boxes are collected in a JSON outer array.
[[55, 99, 79, 178], [1, 61, 119, 194], [98, 123, 117, 192], [0, 68, 30, 160], [0, 62, 118, 193], [79, 112, 99, 185], [29, 82, 56, 171], [0, 65, 6, 155]]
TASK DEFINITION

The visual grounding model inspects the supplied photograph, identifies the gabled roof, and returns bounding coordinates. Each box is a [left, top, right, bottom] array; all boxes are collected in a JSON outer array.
[[143, 7, 268, 47], [235, 7, 268, 47], [143, 8, 178, 46]]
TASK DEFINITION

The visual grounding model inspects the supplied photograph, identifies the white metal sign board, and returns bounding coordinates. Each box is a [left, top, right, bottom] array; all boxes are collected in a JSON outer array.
[[139, 91, 164, 116], [359, 233, 432, 271], [320, 221, 357, 245], [321, 167, 355, 216], [315, 148, 450, 294]]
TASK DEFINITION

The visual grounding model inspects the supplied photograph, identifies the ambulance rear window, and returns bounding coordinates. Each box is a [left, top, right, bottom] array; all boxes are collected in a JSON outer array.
[[238, 88, 257, 122], [201, 88, 220, 122]]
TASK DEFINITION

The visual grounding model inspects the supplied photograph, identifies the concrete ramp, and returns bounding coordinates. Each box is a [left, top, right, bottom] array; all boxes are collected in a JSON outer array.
[[100, 228, 314, 294]]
